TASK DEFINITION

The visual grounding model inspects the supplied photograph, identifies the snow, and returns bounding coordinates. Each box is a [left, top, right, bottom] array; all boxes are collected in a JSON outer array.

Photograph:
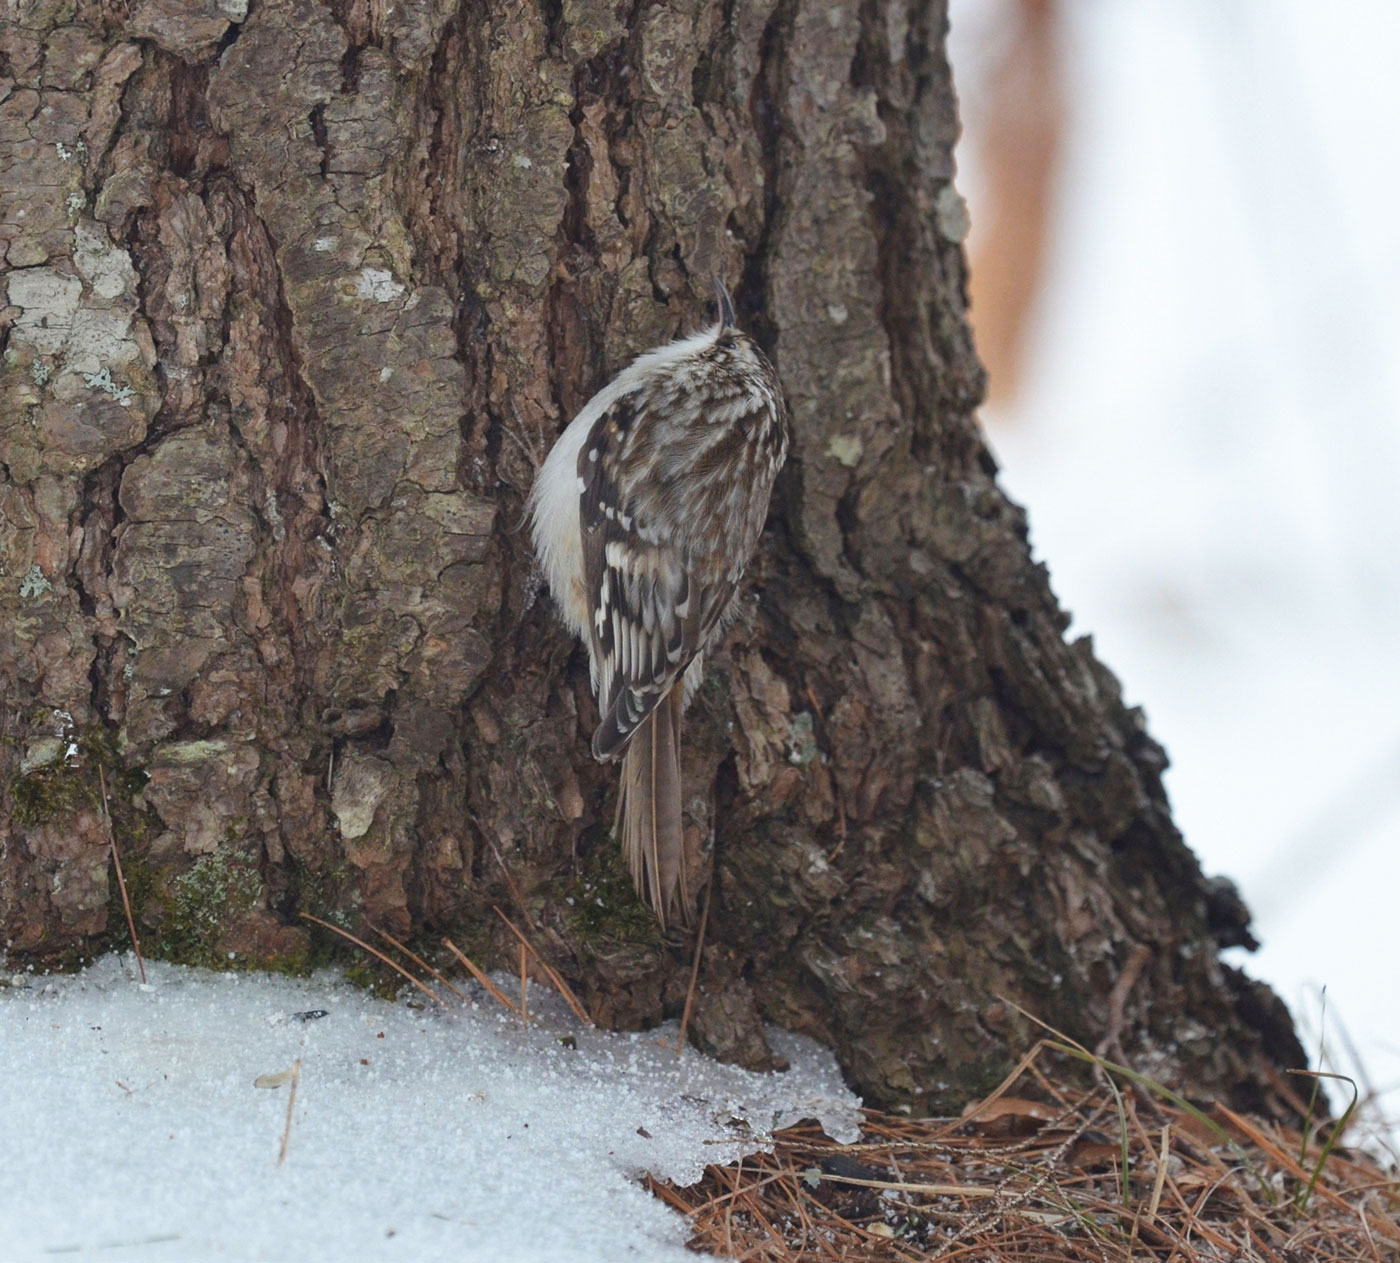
[[950, 0, 1400, 1135], [0, 956, 859, 1261]]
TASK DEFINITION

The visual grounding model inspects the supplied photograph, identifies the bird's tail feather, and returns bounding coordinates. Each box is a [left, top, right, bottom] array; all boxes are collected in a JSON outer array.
[[618, 684, 688, 929]]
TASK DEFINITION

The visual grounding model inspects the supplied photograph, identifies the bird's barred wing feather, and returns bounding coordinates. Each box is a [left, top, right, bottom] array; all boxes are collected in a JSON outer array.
[[579, 395, 732, 762]]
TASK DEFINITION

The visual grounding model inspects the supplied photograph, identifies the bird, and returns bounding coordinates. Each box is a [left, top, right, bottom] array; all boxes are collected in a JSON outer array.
[[529, 280, 789, 928]]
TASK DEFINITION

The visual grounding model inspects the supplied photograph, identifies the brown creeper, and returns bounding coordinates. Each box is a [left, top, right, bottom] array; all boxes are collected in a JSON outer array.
[[529, 281, 789, 928]]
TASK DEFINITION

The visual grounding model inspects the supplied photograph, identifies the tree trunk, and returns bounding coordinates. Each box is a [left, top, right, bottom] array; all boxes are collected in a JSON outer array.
[[1, 0, 1303, 1112]]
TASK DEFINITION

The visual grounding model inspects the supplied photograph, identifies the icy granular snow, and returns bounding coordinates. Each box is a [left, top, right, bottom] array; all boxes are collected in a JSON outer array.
[[0, 955, 859, 1261]]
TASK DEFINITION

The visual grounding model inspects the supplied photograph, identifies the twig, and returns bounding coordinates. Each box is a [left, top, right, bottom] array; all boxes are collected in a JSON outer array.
[[277, 1058, 301, 1165], [1095, 942, 1150, 1060], [677, 877, 713, 1057], [299, 913, 446, 1007], [99, 764, 145, 984], [519, 941, 529, 1022]]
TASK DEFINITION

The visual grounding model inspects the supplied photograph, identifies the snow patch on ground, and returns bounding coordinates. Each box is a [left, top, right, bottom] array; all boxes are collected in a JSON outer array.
[[0, 957, 859, 1262]]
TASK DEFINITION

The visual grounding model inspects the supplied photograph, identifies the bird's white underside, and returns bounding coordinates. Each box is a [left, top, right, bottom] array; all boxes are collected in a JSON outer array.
[[528, 325, 722, 707]]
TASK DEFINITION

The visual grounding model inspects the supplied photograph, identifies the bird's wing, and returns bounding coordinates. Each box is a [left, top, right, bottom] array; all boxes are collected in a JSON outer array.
[[579, 394, 732, 762]]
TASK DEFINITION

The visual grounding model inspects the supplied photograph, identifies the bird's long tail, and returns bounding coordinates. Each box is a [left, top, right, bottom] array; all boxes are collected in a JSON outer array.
[[618, 683, 689, 929]]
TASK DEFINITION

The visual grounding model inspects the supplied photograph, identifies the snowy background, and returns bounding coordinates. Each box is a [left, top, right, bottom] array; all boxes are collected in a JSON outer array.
[[950, 0, 1400, 1136]]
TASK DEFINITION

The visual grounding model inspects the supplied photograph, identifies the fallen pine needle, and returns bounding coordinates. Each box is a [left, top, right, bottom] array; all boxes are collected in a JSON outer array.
[[442, 937, 519, 1015], [491, 907, 593, 1026], [1214, 1103, 1400, 1241], [1147, 1123, 1170, 1222], [99, 765, 145, 985], [809, 1171, 1000, 1199], [677, 878, 712, 1057], [277, 1058, 300, 1165], [299, 913, 446, 1008], [367, 923, 468, 1004], [655, 1034, 1400, 1263]]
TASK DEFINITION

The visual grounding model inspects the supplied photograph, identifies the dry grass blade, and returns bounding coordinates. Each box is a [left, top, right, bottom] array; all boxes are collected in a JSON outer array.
[[99, 764, 145, 984], [491, 906, 593, 1025], [1148, 1124, 1170, 1222], [442, 936, 520, 1016], [299, 912, 447, 1007]]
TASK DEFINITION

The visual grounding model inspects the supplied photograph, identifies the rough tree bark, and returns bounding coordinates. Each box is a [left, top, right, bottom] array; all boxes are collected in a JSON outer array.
[[1, 0, 1304, 1112]]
